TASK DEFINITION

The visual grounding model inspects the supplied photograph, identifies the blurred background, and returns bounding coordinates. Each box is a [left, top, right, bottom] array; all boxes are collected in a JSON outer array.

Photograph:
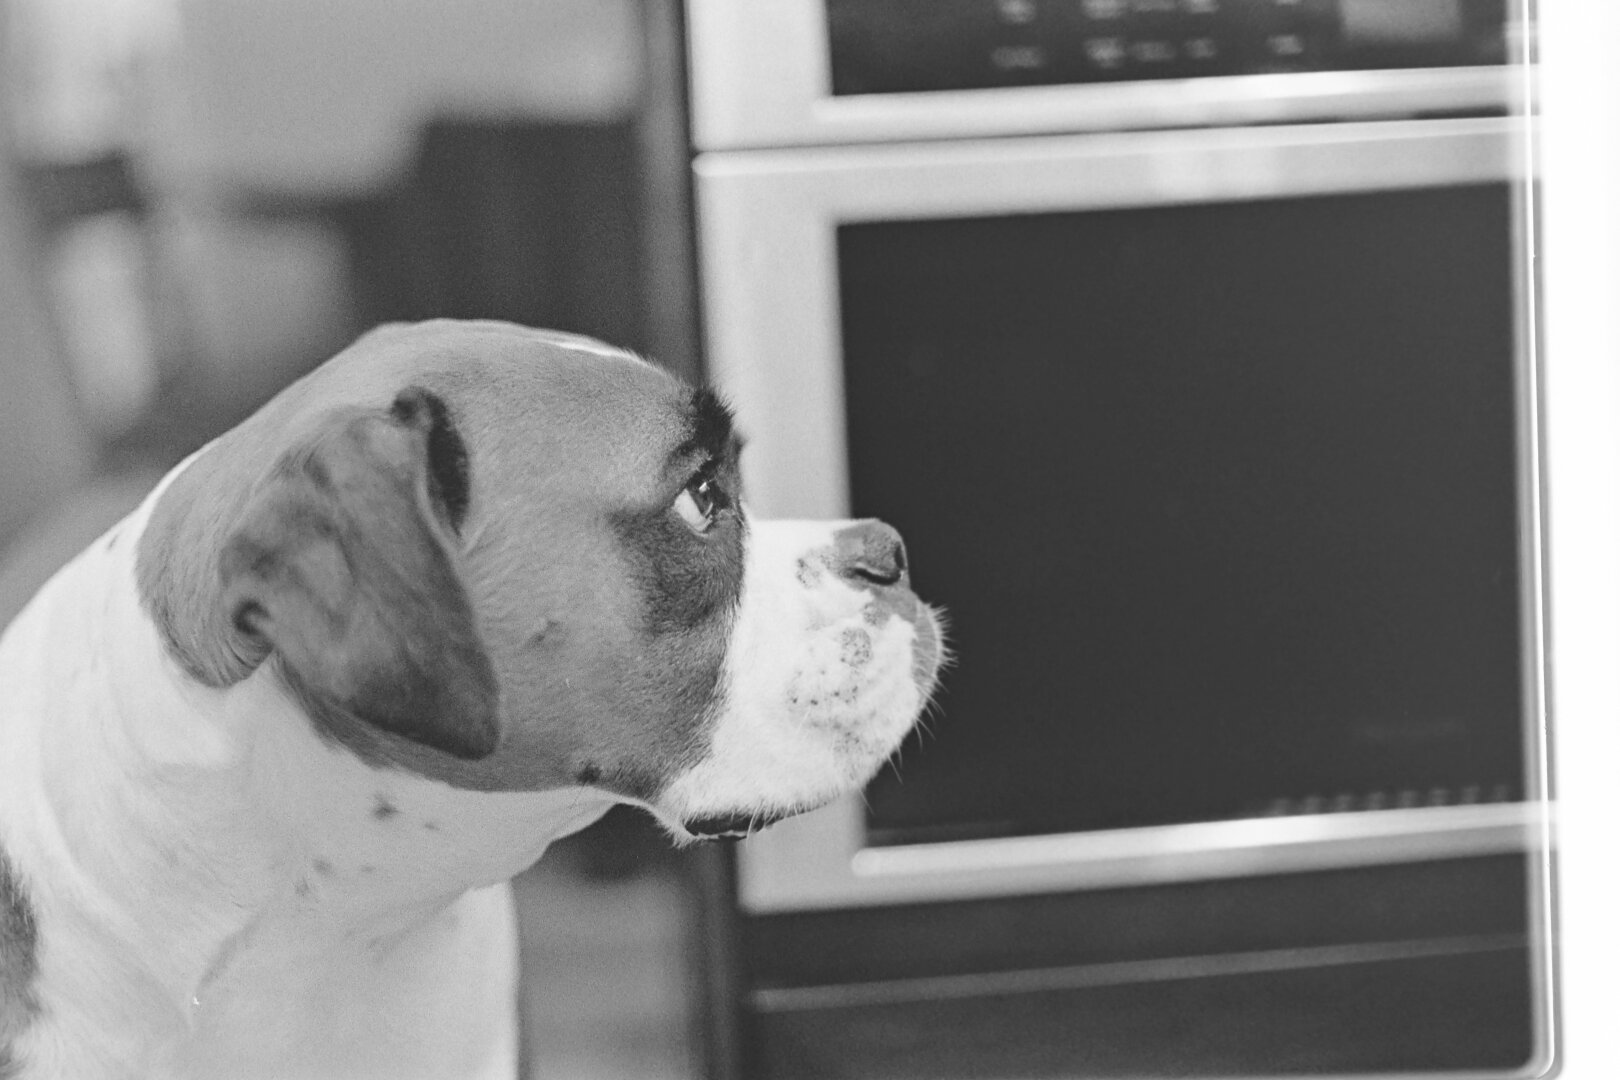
[[0, 2, 1558, 1079]]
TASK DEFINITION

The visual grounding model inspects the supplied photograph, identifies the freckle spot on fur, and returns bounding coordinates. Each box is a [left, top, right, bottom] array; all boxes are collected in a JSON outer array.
[[312, 858, 334, 877], [422, 821, 440, 832], [372, 794, 399, 821], [576, 764, 602, 785], [294, 878, 312, 898], [360, 865, 377, 875], [840, 627, 873, 667]]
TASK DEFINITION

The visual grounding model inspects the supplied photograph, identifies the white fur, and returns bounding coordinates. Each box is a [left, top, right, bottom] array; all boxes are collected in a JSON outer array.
[[0, 470, 615, 1079], [654, 517, 939, 830]]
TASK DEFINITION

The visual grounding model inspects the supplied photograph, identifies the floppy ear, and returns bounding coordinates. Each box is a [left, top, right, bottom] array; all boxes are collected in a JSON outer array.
[[218, 388, 499, 760]]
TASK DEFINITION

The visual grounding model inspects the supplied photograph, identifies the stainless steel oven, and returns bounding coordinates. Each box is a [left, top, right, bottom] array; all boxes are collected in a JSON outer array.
[[686, 2, 1549, 1074]]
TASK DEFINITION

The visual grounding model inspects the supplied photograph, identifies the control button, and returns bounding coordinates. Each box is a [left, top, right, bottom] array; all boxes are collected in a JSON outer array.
[[1080, 0, 1127, 19], [1130, 39, 1177, 63], [1084, 36, 1128, 68], [1183, 36, 1219, 60], [994, 0, 1040, 25], [990, 44, 1049, 71], [1267, 32, 1307, 56]]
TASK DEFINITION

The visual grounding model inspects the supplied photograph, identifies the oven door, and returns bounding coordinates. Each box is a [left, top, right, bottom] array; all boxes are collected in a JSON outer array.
[[694, 115, 1543, 914]]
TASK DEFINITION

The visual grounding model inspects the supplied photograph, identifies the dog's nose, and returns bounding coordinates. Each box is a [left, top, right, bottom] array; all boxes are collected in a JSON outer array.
[[834, 520, 909, 588]]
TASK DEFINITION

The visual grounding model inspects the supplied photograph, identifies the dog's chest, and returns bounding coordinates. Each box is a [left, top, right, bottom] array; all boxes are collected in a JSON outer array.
[[159, 885, 520, 1080]]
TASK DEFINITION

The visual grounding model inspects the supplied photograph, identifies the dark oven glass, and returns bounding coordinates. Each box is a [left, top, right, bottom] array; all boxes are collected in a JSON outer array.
[[840, 184, 1523, 846]]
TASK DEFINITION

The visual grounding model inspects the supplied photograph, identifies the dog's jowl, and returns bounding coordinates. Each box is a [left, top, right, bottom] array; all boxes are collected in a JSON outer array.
[[0, 320, 943, 1079]]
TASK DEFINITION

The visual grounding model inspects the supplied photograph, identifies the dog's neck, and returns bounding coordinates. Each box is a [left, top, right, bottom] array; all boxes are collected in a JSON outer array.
[[20, 510, 614, 1068]]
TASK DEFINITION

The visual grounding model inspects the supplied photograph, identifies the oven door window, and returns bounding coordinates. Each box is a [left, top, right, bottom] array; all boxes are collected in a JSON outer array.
[[841, 184, 1523, 846]]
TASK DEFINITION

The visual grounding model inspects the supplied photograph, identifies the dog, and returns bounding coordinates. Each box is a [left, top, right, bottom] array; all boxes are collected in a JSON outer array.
[[0, 320, 943, 1079]]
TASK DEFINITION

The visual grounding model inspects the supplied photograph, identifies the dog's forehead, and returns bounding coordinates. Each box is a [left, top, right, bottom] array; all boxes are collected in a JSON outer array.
[[344, 321, 695, 490], [456, 356, 689, 496]]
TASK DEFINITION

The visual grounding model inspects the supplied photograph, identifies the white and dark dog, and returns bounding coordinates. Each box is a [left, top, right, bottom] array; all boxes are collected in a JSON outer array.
[[0, 320, 943, 1079]]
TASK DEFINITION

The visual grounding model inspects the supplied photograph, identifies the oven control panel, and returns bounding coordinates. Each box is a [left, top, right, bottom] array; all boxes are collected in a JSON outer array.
[[827, 0, 1511, 95]]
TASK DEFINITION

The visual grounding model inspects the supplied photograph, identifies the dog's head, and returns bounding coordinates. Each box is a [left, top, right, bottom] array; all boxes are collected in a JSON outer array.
[[137, 320, 942, 841]]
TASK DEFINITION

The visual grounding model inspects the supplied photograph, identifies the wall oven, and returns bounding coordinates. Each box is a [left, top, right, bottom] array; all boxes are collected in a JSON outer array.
[[686, 1, 1549, 1076]]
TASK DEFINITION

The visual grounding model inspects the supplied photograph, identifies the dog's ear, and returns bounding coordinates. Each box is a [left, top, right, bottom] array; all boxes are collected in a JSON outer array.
[[218, 388, 499, 760]]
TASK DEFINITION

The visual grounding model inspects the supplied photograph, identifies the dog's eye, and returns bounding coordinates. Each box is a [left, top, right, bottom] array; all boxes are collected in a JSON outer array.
[[674, 475, 719, 532]]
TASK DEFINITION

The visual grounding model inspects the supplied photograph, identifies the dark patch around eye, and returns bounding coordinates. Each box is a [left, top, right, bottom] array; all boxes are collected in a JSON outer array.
[[611, 501, 745, 635], [613, 388, 746, 635]]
